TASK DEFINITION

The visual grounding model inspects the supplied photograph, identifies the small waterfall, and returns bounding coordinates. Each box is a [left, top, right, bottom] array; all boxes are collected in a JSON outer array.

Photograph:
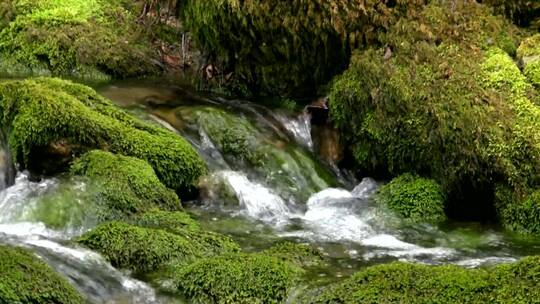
[[273, 111, 314, 150], [0, 173, 165, 303]]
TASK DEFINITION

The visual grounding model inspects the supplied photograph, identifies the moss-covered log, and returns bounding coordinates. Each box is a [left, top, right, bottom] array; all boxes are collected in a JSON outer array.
[[0, 77, 206, 193], [0, 245, 85, 304]]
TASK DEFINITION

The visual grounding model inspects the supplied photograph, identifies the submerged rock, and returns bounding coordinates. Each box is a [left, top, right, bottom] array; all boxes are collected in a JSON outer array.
[[0, 78, 206, 194], [0, 245, 85, 304]]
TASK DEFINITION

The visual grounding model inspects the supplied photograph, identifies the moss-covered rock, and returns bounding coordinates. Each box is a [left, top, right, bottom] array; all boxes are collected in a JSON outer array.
[[328, 2, 531, 219], [77, 221, 203, 272], [0, 78, 206, 193], [313, 262, 491, 303], [173, 253, 302, 304], [517, 34, 540, 88], [179, 0, 426, 97], [375, 174, 446, 223], [0, 245, 85, 304], [0, 0, 162, 79], [312, 256, 540, 304], [71, 150, 181, 219], [136, 210, 241, 256], [494, 186, 540, 235]]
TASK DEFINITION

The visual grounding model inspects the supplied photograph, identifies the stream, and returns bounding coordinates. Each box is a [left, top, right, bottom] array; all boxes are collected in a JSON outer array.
[[0, 78, 540, 302]]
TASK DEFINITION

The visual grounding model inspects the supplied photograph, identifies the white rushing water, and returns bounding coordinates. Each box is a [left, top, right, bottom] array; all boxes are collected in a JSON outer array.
[[0, 173, 164, 304], [274, 111, 314, 150]]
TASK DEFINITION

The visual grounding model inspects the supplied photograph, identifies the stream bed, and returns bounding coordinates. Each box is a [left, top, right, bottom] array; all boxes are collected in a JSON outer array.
[[0, 78, 539, 303]]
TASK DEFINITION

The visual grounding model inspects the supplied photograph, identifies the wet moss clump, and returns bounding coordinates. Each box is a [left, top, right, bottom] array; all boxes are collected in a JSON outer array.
[[173, 253, 302, 304], [0, 0, 160, 80], [78, 221, 203, 272], [0, 245, 85, 304], [375, 174, 446, 223], [136, 210, 241, 256], [0, 78, 206, 194], [71, 150, 181, 220], [313, 256, 540, 303], [495, 186, 540, 235], [328, 2, 529, 219]]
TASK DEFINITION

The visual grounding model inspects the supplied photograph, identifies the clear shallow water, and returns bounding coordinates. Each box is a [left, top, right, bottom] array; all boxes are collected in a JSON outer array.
[[98, 80, 540, 273]]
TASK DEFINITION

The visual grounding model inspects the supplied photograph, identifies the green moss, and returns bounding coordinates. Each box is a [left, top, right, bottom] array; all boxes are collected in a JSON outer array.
[[77, 221, 203, 272], [313, 262, 491, 303], [262, 242, 323, 268], [312, 256, 540, 304], [0, 0, 160, 79], [517, 34, 540, 88], [328, 2, 529, 217], [0, 78, 206, 193], [0, 245, 85, 304], [136, 210, 241, 256], [483, 0, 540, 28], [71, 150, 181, 219], [376, 174, 446, 223], [173, 253, 302, 304], [179, 0, 427, 97]]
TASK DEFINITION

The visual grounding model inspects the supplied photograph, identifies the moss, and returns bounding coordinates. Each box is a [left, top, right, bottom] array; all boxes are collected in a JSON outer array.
[[173, 253, 302, 304], [0, 78, 206, 193], [0, 245, 85, 304], [312, 256, 540, 304], [375, 174, 446, 223], [71, 150, 181, 219], [77, 221, 203, 272], [313, 262, 491, 303], [0, 0, 160, 79], [179, 0, 426, 97], [262, 242, 323, 268], [136, 210, 241, 256], [517, 34, 540, 88], [328, 2, 528, 218], [483, 0, 540, 28]]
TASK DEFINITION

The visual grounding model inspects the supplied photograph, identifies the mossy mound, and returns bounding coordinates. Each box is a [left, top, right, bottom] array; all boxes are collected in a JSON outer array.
[[0, 77, 206, 193], [495, 186, 540, 235], [313, 256, 540, 303], [173, 253, 302, 304], [262, 242, 323, 268], [0, 245, 85, 304], [328, 2, 534, 220], [375, 174, 446, 223], [71, 150, 181, 220], [179, 0, 424, 96], [0, 0, 160, 79], [78, 221, 203, 272], [136, 210, 241, 256], [517, 34, 540, 88]]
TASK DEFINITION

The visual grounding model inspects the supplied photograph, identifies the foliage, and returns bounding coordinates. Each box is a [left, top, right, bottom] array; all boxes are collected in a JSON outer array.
[[71, 150, 181, 219], [495, 186, 540, 235], [517, 34, 540, 88], [173, 253, 302, 304], [0, 0, 160, 79], [0, 245, 85, 304], [179, 0, 426, 96], [376, 173, 446, 223], [313, 256, 540, 303], [0, 78, 206, 193], [483, 0, 540, 28], [77, 221, 203, 272]]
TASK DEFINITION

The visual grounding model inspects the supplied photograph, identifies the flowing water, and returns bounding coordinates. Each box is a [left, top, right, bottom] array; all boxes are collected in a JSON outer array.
[[0, 78, 539, 302]]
